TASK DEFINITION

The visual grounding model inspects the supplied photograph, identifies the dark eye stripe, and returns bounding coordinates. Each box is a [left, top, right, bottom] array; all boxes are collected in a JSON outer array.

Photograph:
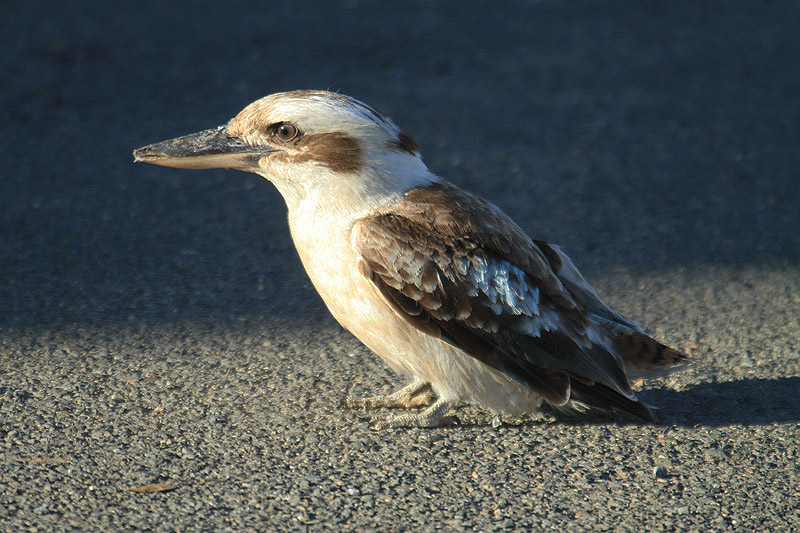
[[288, 132, 363, 173]]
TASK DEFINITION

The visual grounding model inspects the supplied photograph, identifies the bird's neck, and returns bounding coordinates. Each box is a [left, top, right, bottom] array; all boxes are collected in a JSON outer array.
[[289, 153, 438, 225]]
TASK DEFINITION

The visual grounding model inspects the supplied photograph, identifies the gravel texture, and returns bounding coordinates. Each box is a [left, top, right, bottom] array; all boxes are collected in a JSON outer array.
[[2, 1, 799, 531]]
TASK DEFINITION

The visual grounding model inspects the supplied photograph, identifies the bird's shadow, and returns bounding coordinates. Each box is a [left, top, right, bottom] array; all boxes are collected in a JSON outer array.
[[638, 376, 800, 427]]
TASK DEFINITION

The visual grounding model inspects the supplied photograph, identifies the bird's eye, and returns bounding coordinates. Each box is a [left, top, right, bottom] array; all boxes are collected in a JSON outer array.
[[274, 123, 299, 142]]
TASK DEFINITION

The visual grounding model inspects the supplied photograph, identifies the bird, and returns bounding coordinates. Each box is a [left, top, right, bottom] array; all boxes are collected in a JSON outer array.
[[133, 90, 686, 428]]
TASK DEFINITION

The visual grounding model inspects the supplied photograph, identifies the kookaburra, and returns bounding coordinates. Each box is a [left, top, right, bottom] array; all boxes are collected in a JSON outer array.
[[134, 90, 686, 428]]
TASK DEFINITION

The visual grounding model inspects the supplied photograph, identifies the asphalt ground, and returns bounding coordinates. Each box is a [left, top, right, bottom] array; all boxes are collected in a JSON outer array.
[[2, 1, 799, 531]]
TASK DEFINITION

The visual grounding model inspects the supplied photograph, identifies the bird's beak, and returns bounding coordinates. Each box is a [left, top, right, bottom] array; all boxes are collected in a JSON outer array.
[[133, 125, 279, 170]]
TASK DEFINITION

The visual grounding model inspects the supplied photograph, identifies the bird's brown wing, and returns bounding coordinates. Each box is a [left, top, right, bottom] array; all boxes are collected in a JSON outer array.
[[353, 182, 655, 420], [534, 241, 687, 375]]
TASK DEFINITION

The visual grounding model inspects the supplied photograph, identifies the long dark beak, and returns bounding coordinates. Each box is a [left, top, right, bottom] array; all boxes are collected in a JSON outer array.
[[133, 125, 279, 169]]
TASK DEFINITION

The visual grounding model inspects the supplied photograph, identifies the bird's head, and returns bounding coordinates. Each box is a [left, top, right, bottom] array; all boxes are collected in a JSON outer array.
[[134, 91, 434, 211]]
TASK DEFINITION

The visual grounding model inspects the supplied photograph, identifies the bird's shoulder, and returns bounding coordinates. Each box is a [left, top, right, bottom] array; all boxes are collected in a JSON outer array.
[[355, 181, 546, 274], [352, 181, 587, 331]]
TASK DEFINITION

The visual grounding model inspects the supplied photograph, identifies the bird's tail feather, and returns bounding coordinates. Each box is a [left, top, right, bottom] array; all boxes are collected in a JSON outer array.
[[614, 332, 689, 379]]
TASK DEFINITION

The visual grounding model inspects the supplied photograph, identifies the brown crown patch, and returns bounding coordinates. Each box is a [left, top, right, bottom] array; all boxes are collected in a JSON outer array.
[[291, 132, 363, 173], [392, 129, 420, 155]]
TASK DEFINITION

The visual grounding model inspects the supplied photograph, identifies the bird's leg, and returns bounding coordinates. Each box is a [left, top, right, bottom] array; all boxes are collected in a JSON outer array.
[[371, 398, 452, 429], [344, 377, 434, 409]]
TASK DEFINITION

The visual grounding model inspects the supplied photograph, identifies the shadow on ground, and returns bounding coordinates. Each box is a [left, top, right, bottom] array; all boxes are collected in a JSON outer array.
[[641, 376, 800, 427]]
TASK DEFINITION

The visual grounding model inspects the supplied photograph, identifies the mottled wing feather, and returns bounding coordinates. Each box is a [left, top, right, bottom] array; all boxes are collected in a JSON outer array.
[[354, 182, 657, 418]]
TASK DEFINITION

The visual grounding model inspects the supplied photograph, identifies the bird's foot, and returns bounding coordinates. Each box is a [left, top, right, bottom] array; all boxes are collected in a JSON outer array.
[[343, 378, 434, 409], [370, 398, 452, 429]]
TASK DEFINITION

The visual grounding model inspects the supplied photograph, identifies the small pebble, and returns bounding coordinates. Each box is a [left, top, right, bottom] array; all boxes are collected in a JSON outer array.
[[653, 466, 669, 480]]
